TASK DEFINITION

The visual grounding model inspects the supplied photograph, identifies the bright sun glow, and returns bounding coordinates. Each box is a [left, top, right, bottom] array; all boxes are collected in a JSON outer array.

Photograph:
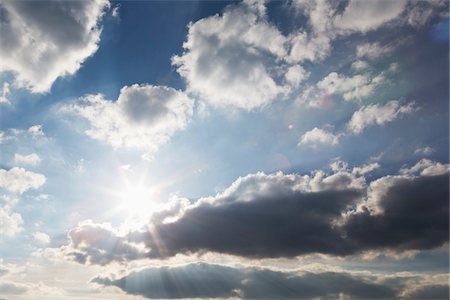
[[117, 182, 161, 218]]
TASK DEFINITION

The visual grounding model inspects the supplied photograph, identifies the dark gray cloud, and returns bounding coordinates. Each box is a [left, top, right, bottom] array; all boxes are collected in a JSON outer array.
[[66, 166, 449, 264], [343, 173, 449, 252], [92, 262, 447, 299], [133, 188, 361, 258], [132, 171, 448, 259]]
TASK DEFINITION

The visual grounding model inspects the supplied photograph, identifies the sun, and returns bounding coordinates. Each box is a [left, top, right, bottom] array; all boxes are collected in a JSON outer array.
[[117, 182, 161, 218]]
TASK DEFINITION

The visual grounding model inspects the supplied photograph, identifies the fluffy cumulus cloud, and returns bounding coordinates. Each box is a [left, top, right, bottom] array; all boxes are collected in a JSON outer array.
[[351, 162, 380, 176], [0, 206, 23, 237], [299, 127, 340, 147], [347, 100, 417, 134], [333, 0, 407, 33], [172, 1, 292, 110], [400, 158, 449, 176], [330, 160, 380, 176], [61, 160, 449, 264], [284, 64, 309, 88], [317, 72, 385, 102], [0, 0, 110, 93], [173, 0, 446, 111], [297, 69, 389, 107], [289, 0, 401, 63], [0, 167, 46, 194], [92, 262, 448, 299], [290, 0, 437, 63], [62, 84, 193, 158]]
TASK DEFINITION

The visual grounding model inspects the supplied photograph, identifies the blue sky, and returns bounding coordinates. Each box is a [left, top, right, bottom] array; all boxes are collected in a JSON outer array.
[[0, 1, 449, 299]]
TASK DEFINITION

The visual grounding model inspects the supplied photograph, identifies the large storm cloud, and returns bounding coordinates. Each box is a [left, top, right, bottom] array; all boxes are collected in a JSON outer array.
[[131, 172, 363, 258], [64, 161, 449, 265]]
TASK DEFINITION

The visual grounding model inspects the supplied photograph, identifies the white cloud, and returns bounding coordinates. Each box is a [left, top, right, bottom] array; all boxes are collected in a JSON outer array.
[[288, 0, 336, 63], [14, 153, 41, 166], [218, 169, 365, 198], [172, 0, 439, 111], [298, 64, 397, 107], [284, 65, 309, 88], [111, 4, 120, 19], [352, 163, 380, 176], [62, 84, 193, 157], [351, 60, 369, 71], [294, 85, 331, 108], [334, 0, 407, 33], [317, 72, 384, 101], [35, 194, 49, 201], [356, 42, 394, 59], [0, 167, 46, 194], [32, 232, 51, 246], [330, 160, 380, 176], [290, 0, 410, 64], [414, 146, 435, 156], [288, 32, 332, 63], [400, 159, 450, 176], [0, 206, 23, 238], [329, 160, 349, 172], [0, 0, 109, 93], [299, 127, 340, 147], [347, 100, 417, 134], [0, 82, 11, 104], [27, 125, 44, 137], [172, 1, 295, 110]]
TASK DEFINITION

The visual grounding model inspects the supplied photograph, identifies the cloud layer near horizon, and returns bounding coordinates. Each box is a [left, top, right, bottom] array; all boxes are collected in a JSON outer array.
[[92, 262, 449, 299]]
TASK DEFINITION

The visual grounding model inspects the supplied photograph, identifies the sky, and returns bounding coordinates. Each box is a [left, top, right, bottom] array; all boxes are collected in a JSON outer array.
[[0, 0, 449, 299]]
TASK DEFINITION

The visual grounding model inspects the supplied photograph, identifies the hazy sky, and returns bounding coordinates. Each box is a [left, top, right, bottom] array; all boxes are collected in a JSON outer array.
[[0, 0, 449, 299]]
